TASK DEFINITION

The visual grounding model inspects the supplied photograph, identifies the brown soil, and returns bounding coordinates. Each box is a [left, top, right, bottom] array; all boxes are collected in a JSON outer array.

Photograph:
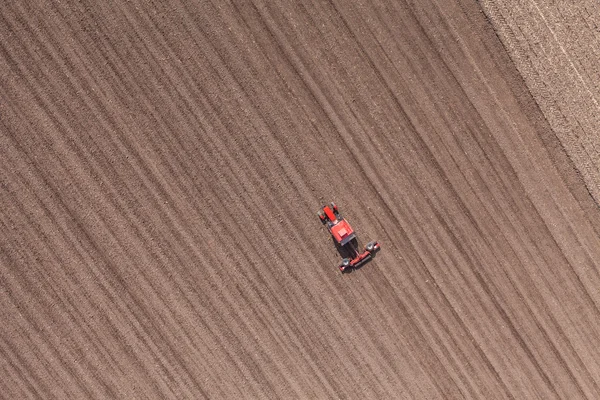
[[479, 0, 600, 211], [1, 1, 600, 398]]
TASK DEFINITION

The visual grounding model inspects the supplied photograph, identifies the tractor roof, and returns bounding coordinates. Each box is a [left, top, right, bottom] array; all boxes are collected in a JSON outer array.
[[330, 219, 356, 246]]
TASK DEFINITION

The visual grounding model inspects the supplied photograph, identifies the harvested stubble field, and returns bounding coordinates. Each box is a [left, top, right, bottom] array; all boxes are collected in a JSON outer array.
[[1, 0, 600, 399]]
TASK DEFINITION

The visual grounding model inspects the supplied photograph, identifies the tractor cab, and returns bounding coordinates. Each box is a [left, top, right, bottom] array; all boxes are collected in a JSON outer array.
[[329, 219, 356, 246]]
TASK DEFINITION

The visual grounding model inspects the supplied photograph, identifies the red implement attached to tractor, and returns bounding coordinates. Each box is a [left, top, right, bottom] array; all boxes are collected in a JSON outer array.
[[318, 202, 380, 273]]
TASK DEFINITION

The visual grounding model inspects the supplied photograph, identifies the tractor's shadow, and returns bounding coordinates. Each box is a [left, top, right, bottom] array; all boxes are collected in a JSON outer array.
[[331, 236, 357, 259], [330, 237, 371, 273]]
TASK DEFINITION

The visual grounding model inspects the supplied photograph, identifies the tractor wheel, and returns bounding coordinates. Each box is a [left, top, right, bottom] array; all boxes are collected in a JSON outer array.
[[317, 210, 325, 221], [330, 202, 337, 212]]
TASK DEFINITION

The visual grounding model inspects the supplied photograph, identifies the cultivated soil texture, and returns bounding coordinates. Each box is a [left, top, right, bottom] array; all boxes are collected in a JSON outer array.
[[2, 1, 600, 399], [480, 0, 600, 208]]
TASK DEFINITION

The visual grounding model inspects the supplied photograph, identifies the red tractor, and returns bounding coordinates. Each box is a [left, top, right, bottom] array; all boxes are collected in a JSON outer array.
[[318, 202, 380, 273]]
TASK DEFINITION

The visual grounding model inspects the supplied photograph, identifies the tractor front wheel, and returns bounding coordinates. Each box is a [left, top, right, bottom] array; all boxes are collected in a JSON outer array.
[[317, 210, 325, 222]]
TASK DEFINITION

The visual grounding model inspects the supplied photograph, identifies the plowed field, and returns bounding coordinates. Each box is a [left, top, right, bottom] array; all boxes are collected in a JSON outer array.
[[480, 0, 600, 210], [2, 1, 600, 399]]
